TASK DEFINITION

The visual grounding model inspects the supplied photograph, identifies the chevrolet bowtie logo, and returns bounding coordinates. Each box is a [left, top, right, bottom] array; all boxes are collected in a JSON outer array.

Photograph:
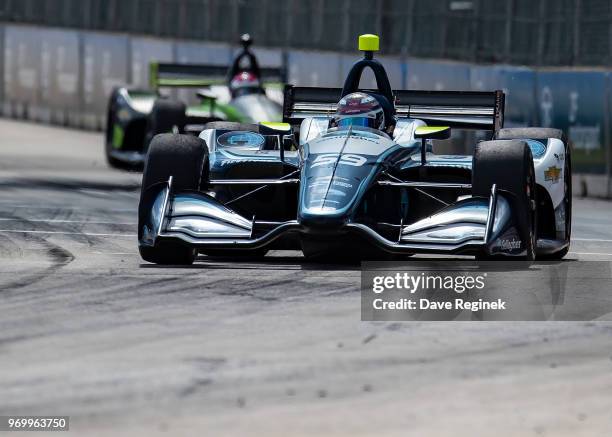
[[544, 166, 562, 183]]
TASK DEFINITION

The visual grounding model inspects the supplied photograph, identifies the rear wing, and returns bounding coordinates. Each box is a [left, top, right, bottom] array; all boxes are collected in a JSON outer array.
[[282, 86, 505, 131], [149, 62, 287, 89]]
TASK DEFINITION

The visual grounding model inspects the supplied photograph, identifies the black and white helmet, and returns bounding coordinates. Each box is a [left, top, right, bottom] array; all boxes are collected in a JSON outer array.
[[330, 92, 385, 131]]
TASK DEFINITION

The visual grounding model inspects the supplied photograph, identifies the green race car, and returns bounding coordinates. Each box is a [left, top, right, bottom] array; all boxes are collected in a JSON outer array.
[[105, 34, 285, 169]]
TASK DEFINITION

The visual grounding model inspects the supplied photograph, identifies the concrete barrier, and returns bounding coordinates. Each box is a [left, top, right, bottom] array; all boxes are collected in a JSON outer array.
[[39, 29, 80, 126], [82, 33, 130, 130], [406, 59, 472, 91], [536, 70, 609, 175], [288, 50, 342, 86], [130, 37, 174, 89], [471, 65, 538, 127], [4, 26, 42, 120]]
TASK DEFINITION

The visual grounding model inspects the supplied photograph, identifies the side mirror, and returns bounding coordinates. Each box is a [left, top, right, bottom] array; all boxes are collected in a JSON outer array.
[[259, 122, 293, 162], [414, 126, 451, 140], [414, 126, 451, 166]]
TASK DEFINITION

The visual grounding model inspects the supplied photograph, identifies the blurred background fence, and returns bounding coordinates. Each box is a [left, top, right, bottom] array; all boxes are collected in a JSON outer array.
[[1, 0, 612, 66]]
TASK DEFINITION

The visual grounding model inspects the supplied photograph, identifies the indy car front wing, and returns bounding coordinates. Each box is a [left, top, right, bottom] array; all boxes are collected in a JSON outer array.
[[139, 178, 525, 257]]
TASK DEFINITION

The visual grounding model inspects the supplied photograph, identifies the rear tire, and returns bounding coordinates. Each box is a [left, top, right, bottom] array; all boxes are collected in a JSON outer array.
[[138, 133, 209, 265], [495, 127, 572, 260], [145, 99, 187, 152], [473, 140, 537, 261], [541, 146, 571, 259], [495, 127, 566, 142], [203, 121, 259, 132]]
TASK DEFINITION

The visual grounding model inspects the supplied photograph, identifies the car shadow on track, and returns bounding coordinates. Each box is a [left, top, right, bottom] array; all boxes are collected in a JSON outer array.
[[139, 255, 581, 272], [139, 256, 363, 271]]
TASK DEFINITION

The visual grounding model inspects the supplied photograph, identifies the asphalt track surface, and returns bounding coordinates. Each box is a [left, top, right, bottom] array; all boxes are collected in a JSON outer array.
[[1, 118, 612, 436]]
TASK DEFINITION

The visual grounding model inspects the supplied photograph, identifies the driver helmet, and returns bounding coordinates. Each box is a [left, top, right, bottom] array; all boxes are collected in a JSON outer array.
[[330, 92, 385, 131], [230, 71, 260, 91]]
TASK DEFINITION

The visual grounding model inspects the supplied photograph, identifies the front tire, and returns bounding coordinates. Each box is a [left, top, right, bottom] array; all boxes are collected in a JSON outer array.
[[138, 133, 209, 265], [473, 140, 537, 261]]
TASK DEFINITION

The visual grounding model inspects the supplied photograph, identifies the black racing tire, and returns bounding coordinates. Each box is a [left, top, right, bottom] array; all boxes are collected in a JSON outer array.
[[145, 99, 187, 151], [495, 127, 566, 142], [138, 133, 209, 265], [473, 140, 537, 261], [141, 133, 209, 194], [203, 121, 259, 132], [494, 127, 572, 260]]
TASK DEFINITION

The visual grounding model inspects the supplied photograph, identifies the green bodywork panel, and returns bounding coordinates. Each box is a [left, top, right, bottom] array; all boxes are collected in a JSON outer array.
[[415, 126, 451, 138], [187, 100, 248, 123], [149, 62, 283, 92], [112, 124, 125, 149], [156, 78, 225, 88], [260, 122, 291, 131], [259, 121, 291, 134]]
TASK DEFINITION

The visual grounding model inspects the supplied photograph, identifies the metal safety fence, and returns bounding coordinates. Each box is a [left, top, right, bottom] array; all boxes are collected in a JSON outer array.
[[1, 0, 612, 66]]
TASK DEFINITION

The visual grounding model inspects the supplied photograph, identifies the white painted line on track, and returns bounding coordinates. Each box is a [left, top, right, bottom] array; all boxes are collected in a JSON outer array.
[[572, 238, 612, 243], [569, 251, 612, 256], [0, 204, 134, 212], [0, 229, 136, 237], [92, 252, 136, 255], [0, 218, 136, 225]]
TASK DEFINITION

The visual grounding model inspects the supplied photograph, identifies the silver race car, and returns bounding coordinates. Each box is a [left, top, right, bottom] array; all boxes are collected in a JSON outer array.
[[138, 35, 572, 264]]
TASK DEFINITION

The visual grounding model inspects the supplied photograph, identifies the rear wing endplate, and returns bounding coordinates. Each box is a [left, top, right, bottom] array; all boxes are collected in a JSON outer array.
[[150, 62, 287, 89], [282, 86, 505, 131]]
